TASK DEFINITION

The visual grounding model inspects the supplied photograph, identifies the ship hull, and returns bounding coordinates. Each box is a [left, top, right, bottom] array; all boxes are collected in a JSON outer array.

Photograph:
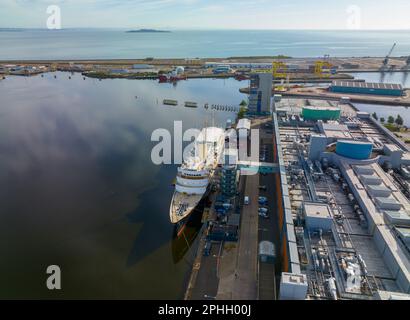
[[173, 215, 190, 238]]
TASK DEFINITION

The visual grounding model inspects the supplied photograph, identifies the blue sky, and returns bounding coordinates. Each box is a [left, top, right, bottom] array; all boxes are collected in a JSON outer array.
[[1, 0, 410, 29]]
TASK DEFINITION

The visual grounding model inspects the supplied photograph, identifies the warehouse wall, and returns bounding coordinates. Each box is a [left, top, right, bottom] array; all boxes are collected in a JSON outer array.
[[330, 86, 403, 96]]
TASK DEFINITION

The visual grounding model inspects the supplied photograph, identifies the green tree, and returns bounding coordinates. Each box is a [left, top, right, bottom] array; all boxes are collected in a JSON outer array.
[[240, 100, 248, 107], [388, 116, 395, 124], [372, 112, 378, 120], [395, 114, 404, 126], [380, 117, 385, 123], [238, 106, 247, 119]]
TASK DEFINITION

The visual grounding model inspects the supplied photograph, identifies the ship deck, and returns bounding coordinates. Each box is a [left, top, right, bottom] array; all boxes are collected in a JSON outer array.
[[170, 192, 203, 224]]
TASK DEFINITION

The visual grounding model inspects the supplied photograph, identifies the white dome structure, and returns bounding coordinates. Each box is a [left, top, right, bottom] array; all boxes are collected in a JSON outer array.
[[175, 66, 185, 75]]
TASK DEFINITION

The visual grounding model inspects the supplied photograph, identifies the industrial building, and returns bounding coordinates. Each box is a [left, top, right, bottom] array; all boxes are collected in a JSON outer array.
[[213, 65, 232, 74], [248, 73, 273, 114], [274, 100, 410, 300], [0, 64, 47, 75], [131, 64, 158, 73], [330, 81, 403, 96], [132, 64, 154, 70], [220, 149, 239, 199]]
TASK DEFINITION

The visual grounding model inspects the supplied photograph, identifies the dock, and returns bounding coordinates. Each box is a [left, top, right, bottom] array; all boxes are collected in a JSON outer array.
[[184, 101, 198, 108], [3, 56, 408, 83], [184, 117, 280, 301], [240, 86, 410, 107], [163, 99, 178, 106], [280, 87, 410, 107]]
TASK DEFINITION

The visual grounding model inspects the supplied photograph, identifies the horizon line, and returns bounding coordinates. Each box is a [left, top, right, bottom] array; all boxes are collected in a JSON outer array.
[[1, 27, 410, 31]]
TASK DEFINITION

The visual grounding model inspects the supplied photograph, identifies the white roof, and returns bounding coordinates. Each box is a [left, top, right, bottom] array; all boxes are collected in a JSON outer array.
[[259, 241, 276, 257], [304, 203, 332, 219], [237, 119, 251, 130], [322, 122, 348, 132]]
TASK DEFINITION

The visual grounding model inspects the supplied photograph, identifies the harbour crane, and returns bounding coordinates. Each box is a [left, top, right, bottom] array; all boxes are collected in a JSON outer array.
[[382, 43, 397, 70], [272, 61, 287, 79]]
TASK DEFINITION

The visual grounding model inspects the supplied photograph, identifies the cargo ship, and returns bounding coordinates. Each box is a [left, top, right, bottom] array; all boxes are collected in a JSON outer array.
[[170, 127, 225, 237]]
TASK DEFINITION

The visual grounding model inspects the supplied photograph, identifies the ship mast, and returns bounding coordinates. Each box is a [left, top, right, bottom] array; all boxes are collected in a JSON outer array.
[[203, 119, 208, 162]]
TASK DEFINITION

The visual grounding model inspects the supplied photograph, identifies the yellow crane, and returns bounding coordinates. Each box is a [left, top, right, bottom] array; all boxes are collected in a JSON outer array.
[[314, 60, 333, 78], [251, 61, 288, 78], [272, 61, 288, 79], [251, 61, 290, 91]]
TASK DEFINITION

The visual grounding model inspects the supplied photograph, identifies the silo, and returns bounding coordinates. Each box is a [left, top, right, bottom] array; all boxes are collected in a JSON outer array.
[[336, 141, 373, 160], [302, 106, 341, 121]]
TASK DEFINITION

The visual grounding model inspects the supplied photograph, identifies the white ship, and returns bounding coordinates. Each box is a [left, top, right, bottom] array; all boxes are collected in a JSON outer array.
[[170, 127, 225, 236]]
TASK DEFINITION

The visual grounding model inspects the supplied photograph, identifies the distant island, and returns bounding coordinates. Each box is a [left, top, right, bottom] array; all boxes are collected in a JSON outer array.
[[126, 29, 171, 33]]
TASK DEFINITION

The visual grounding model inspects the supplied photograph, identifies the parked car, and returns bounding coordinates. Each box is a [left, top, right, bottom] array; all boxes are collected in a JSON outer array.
[[258, 207, 268, 214], [259, 196, 268, 205], [244, 196, 250, 205], [258, 211, 269, 219], [259, 185, 267, 191]]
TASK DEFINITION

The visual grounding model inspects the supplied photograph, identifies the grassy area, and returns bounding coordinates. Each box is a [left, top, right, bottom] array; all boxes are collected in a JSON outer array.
[[383, 123, 410, 143], [384, 123, 401, 132], [227, 55, 292, 60]]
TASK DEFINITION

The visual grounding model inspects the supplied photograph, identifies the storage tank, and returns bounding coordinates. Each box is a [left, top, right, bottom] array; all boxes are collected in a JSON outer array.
[[302, 106, 341, 121], [336, 140, 373, 160], [175, 66, 185, 74]]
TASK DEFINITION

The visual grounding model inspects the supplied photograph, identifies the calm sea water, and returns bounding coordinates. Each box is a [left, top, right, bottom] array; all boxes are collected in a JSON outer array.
[[353, 72, 410, 88], [0, 73, 245, 299], [1, 29, 410, 60]]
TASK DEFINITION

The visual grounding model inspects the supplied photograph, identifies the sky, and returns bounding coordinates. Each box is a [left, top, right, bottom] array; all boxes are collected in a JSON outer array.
[[1, 0, 410, 30]]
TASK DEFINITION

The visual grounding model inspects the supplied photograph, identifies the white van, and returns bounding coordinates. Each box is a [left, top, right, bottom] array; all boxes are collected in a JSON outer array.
[[244, 196, 250, 205]]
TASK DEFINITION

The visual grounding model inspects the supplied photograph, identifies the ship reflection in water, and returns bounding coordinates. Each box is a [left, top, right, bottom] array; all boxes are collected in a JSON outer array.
[[0, 73, 241, 299]]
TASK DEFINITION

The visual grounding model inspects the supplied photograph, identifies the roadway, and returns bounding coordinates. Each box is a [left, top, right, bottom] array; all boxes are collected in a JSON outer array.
[[232, 174, 259, 300]]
